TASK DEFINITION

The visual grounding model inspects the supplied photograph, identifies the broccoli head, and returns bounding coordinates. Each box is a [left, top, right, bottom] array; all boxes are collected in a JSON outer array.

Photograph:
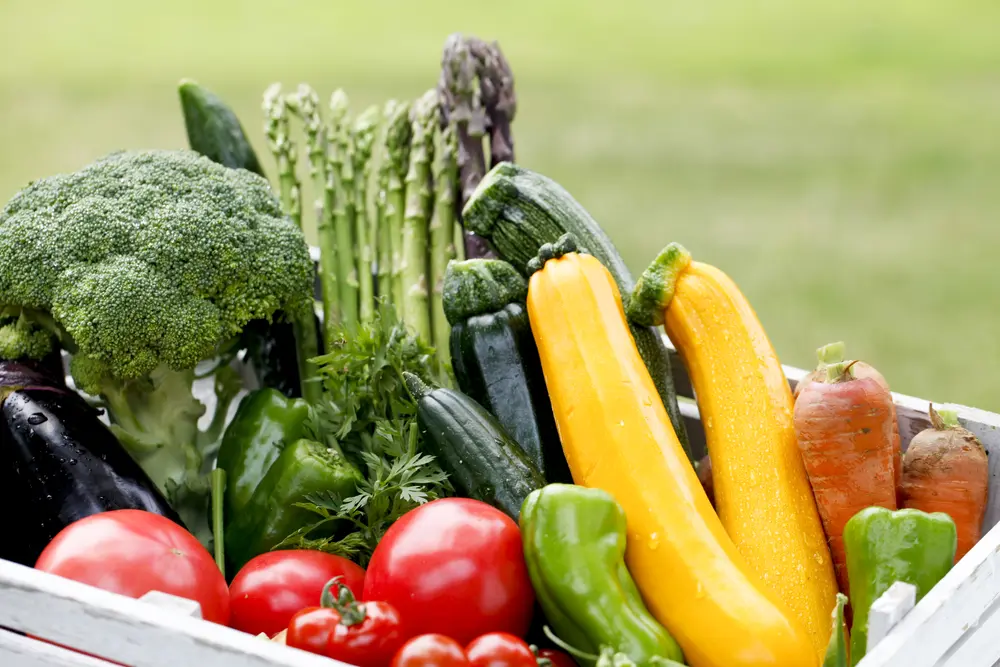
[[0, 149, 313, 381], [0, 149, 315, 543]]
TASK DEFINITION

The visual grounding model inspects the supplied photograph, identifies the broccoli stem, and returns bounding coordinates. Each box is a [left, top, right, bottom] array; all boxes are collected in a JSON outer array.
[[384, 101, 412, 316], [353, 106, 380, 325], [263, 84, 321, 403], [400, 91, 438, 342], [329, 91, 359, 335], [290, 85, 340, 346], [100, 366, 212, 543], [429, 123, 458, 366]]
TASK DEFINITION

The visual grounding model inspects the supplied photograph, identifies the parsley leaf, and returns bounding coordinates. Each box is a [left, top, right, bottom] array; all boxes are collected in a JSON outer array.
[[273, 305, 452, 566]]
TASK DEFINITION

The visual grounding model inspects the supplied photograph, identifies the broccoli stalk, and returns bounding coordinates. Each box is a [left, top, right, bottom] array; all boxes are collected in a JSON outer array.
[[0, 150, 316, 546]]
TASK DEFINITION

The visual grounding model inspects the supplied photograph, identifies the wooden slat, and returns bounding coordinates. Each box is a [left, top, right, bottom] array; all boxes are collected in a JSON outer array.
[[0, 559, 346, 667], [0, 629, 116, 667]]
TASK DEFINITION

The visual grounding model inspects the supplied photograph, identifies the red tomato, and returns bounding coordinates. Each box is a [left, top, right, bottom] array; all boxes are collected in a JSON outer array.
[[35, 510, 229, 625], [537, 649, 576, 667], [365, 498, 534, 644], [392, 634, 470, 667], [466, 633, 537, 667], [327, 599, 406, 667], [229, 550, 365, 636], [287, 607, 341, 656]]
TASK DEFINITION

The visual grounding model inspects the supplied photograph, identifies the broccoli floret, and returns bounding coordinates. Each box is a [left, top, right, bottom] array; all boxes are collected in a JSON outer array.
[[0, 312, 54, 361], [0, 150, 315, 543]]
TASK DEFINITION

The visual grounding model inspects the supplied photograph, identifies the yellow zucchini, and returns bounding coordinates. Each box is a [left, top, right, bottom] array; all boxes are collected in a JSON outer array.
[[628, 243, 838, 660], [526, 236, 816, 667]]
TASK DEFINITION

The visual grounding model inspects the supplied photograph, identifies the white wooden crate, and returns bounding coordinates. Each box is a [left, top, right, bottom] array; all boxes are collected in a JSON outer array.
[[4, 253, 1000, 666]]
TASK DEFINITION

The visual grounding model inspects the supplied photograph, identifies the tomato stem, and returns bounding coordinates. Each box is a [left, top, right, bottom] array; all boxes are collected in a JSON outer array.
[[320, 576, 368, 626]]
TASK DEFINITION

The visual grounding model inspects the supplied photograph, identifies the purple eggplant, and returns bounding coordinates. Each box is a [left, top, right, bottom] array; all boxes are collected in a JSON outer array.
[[0, 359, 182, 565]]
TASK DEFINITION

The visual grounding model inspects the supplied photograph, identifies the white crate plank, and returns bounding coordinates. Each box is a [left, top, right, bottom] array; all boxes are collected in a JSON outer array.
[[934, 597, 1000, 667], [137, 591, 202, 619], [0, 559, 345, 667], [0, 628, 116, 667], [868, 582, 917, 652], [856, 516, 1000, 667]]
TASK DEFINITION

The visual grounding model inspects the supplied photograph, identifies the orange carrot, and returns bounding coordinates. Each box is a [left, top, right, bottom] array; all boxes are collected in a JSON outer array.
[[899, 405, 989, 563], [795, 342, 902, 503], [793, 359, 897, 595]]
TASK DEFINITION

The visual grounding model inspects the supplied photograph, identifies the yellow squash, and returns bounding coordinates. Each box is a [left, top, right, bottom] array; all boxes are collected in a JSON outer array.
[[628, 243, 838, 660], [526, 239, 816, 667]]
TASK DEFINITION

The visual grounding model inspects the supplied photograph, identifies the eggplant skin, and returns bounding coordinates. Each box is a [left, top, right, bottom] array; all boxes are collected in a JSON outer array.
[[0, 388, 182, 565]]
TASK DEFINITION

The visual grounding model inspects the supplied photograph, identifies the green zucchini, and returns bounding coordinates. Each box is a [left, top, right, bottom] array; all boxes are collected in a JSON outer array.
[[462, 163, 690, 456], [404, 372, 545, 521], [444, 260, 572, 484], [178, 79, 266, 176]]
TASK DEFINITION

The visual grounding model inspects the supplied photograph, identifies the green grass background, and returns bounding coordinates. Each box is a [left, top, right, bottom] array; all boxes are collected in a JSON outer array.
[[3, 0, 1000, 409]]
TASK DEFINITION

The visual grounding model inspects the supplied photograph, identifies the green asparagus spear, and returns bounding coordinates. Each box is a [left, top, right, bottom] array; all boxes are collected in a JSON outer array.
[[262, 84, 320, 403], [429, 122, 458, 366], [375, 101, 398, 302], [327, 90, 358, 335], [289, 84, 339, 347], [384, 100, 412, 312], [400, 90, 439, 342], [352, 106, 381, 325]]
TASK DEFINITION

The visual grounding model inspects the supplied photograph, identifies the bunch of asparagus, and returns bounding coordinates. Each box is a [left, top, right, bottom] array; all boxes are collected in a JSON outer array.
[[260, 34, 516, 370]]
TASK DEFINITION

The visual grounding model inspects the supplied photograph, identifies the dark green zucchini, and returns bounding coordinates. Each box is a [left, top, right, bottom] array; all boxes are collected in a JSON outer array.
[[404, 372, 544, 521], [462, 163, 690, 456], [443, 259, 572, 484]]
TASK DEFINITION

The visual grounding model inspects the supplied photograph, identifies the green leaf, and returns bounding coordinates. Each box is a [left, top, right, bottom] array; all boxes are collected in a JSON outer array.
[[276, 305, 451, 566]]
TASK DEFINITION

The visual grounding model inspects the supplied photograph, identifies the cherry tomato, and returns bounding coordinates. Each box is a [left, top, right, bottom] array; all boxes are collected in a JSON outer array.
[[466, 633, 537, 667], [35, 509, 229, 624], [287, 578, 406, 666], [328, 599, 406, 667], [392, 634, 470, 667], [536, 649, 577, 667], [365, 498, 534, 644], [229, 550, 365, 636], [287, 607, 340, 656]]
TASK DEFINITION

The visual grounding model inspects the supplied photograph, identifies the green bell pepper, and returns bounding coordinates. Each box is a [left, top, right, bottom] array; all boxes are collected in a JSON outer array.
[[520, 484, 684, 666], [215, 388, 311, 521], [224, 437, 362, 573], [845, 507, 957, 665]]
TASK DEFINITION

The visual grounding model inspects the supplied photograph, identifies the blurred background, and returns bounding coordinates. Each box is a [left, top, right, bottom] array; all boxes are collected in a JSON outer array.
[[2, 0, 999, 409]]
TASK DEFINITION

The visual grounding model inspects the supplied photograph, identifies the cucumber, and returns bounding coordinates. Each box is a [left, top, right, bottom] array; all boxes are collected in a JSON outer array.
[[178, 79, 266, 176], [462, 163, 690, 455], [404, 372, 545, 521], [444, 259, 572, 484]]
